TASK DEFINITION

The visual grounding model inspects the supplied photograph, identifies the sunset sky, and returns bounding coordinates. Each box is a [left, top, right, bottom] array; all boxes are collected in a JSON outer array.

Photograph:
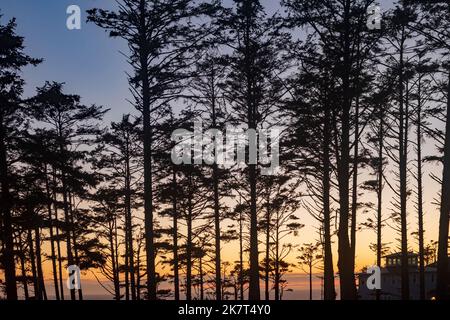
[[0, 0, 445, 299]]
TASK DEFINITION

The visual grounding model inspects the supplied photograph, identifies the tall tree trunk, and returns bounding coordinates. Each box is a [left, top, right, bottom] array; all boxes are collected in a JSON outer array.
[[337, 0, 356, 300], [248, 161, 259, 300], [398, 41, 410, 299], [437, 72, 450, 300], [244, 4, 260, 298], [376, 104, 384, 301], [274, 220, 280, 301], [114, 216, 120, 298], [199, 255, 204, 300], [34, 226, 47, 300], [210, 78, 222, 300], [186, 178, 193, 301], [309, 262, 313, 301], [172, 167, 180, 300], [136, 238, 141, 300], [323, 106, 336, 300], [350, 96, 360, 265], [124, 223, 130, 300], [416, 76, 425, 300], [138, 0, 156, 299], [44, 164, 60, 300], [239, 210, 244, 301], [0, 118, 17, 300], [52, 168, 64, 300], [213, 161, 222, 301], [109, 223, 120, 300], [19, 250, 29, 300], [60, 163, 75, 300], [125, 147, 136, 300], [264, 196, 270, 301], [27, 227, 39, 300], [69, 194, 83, 300]]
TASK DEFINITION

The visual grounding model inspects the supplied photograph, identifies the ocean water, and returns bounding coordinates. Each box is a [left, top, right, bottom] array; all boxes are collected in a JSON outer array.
[[20, 273, 339, 300]]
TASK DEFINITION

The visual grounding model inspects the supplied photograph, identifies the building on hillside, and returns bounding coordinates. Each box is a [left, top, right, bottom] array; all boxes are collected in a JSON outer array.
[[357, 252, 450, 300]]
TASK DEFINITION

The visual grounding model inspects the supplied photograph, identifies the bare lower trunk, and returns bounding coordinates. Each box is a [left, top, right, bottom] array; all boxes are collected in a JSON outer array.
[[248, 162, 260, 300], [274, 223, 280, 301], [19, 251, 29, 300], [186, 183, 193, 301], [136, 239, 141, 300], [199, 256, 204, 300], [437, 73, 450, 300], [60, 168, 75, 300], [125, 148, 136, 300], [376, 106, 384, 301], [45, 165, 60, 300], [52, 168, 64, 300], [337, 104, 356, 300], [323, 106, 336, 300], [114, 218, 120, 298], [109, 224, 120, 300], [35, 227, 47, 300], [172, 168, 180, 300], [69, 194, 83, 301], [0, 119, 17, 300], [125, 232, 130, 300], [264, 199, 270, 300], [398, 48, 409, 299], [309, 263, 313, 300], [27, 227, 39, 299], [416, 77, 425, 300], [239, 211, 244, 301], [213, 163, 221, 300], [350, 97, 360, 267]]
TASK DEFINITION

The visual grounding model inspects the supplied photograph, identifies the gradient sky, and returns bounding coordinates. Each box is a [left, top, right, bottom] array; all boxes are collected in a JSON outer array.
[[1, 0, 442, 299], [1, 0, 278, 122], [0, 0, 395, 125]]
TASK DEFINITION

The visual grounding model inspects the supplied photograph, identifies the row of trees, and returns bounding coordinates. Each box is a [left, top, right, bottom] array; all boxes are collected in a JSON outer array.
[[0, 0, 449, 300]]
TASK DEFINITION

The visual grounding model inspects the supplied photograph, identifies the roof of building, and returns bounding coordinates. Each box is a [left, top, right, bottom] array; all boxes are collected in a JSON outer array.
[[383, 252, 418, 258], [357, 266, 437, 276]]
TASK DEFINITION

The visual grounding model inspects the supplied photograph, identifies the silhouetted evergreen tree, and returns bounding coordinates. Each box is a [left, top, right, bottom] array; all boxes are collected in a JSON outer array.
[[0, 15, 41, 300], [283, 0, 382, 299], [221, 0, 289, 300], [383, 3, 419, 299], [93, 114, 142, 300], [91, 187, 123, 300], [190, 55, 230, 300], [88, 0, 219, 299], [283, 41, 338, 300], [29, 82, 106, 300], [411, 0, 450, 300]]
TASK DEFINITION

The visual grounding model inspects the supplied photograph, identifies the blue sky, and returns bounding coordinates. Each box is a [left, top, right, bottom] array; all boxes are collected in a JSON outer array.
[[1, 0, 395, 123], [1, 0, 130, 123]]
